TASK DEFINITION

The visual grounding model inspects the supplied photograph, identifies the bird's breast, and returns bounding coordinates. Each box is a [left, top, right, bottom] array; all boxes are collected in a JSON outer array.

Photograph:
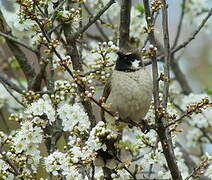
[[106, 69, 153, 122]]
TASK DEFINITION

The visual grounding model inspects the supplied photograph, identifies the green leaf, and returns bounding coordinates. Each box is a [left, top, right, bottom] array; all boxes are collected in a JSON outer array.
[[135, 4, 145, 15], [56, 10, 63, 19]]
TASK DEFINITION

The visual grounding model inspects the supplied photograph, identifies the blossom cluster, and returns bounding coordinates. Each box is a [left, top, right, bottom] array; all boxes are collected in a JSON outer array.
[[44, 151, 84, 180], [57, 102, 90, 132], [0, 120, 43, 179], [87, 121, 118, 151]]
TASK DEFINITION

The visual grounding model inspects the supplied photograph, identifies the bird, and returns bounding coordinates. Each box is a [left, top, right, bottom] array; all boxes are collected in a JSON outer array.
[[101, 50, 153, 131]]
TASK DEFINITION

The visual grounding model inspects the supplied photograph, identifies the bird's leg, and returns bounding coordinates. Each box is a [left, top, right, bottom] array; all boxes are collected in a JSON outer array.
[[116, 117, 155, 134], [139, 120, 152, 134]]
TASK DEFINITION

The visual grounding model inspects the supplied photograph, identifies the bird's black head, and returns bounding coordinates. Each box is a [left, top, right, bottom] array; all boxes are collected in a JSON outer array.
[[115, 51, 141, 72]]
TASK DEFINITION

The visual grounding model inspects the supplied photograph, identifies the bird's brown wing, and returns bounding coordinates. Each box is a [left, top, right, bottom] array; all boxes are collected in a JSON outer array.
[[101, 78, 112, 122]]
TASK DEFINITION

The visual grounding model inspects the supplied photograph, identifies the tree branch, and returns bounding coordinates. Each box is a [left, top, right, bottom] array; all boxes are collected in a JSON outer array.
[[161, 0, 171, 109], [119, 0, 131, 49], [5, 39, 36, 88], [0, 73, 24, 94], [172, 8, 212, 54], [172, 0, 186, 48], [31, 62, 48, 91], [71, 0, 116, 40], [143, 0, 160, 113], [0, 79, 25, 107], [170, 56, 192, 95], [143, 1, 183, 179], [0, 32, 39, 54], [83, 3, 109, 41], [63, 24, 96, 127]]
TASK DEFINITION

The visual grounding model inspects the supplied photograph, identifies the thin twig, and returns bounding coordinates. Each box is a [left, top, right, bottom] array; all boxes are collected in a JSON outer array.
[[161, 0, 171, 109], [0, 79, 26, 107], [167, 113, 189, 128], [172, 8, 212, 54], [0, 147, 21, 177], [185, 166, 202, 180], [83, 3, 109, 41], [166, 7, 212, 95], [170, 55, 192, 95], [0, 74, 24, 94], [172, 0, 186, 48], [0, 32, 39, 54], [166, 102, 211, 128], [71, 0, 116, 40], [113, 153, 137, 180]]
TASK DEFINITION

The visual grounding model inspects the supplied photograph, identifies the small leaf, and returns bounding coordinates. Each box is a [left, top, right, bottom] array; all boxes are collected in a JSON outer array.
[[135, 4, 145, 15], [56, 10, 63, 19]]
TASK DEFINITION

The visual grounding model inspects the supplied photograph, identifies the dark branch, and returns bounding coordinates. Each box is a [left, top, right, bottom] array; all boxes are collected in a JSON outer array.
[[6, 39, 36, 88], [143, 0, 160, 112], [0, 74, 24, 94], [0, 32, 39, 54], [119, 0, 131, 49], [161, 0, 171, 109], [71, 0, 116, 40], [83, 3, 109, 41], [170, 56, 192, 95], [172, 8, 212, 54], [0, 79, 26, 107], [172, 0, 186, 48], [31, 63, 48, 91], [143, 1, 183, 179]]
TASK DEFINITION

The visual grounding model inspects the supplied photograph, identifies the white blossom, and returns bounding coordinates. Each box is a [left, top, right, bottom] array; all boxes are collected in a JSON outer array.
[[131, 60, 140, 69], [25, 94, 56, 124], [11, 120, 43, 171], [130, 7, 146, 41], [57, 102, 90, 132], [0, 159, 14, 180], [44, 151, 84, 180], [0, 0, 37, 38], [86, 121, 118, 151]]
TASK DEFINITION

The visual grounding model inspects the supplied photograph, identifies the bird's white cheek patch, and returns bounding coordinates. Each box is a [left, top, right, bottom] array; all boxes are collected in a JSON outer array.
[[131, 60, 140, 69]]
